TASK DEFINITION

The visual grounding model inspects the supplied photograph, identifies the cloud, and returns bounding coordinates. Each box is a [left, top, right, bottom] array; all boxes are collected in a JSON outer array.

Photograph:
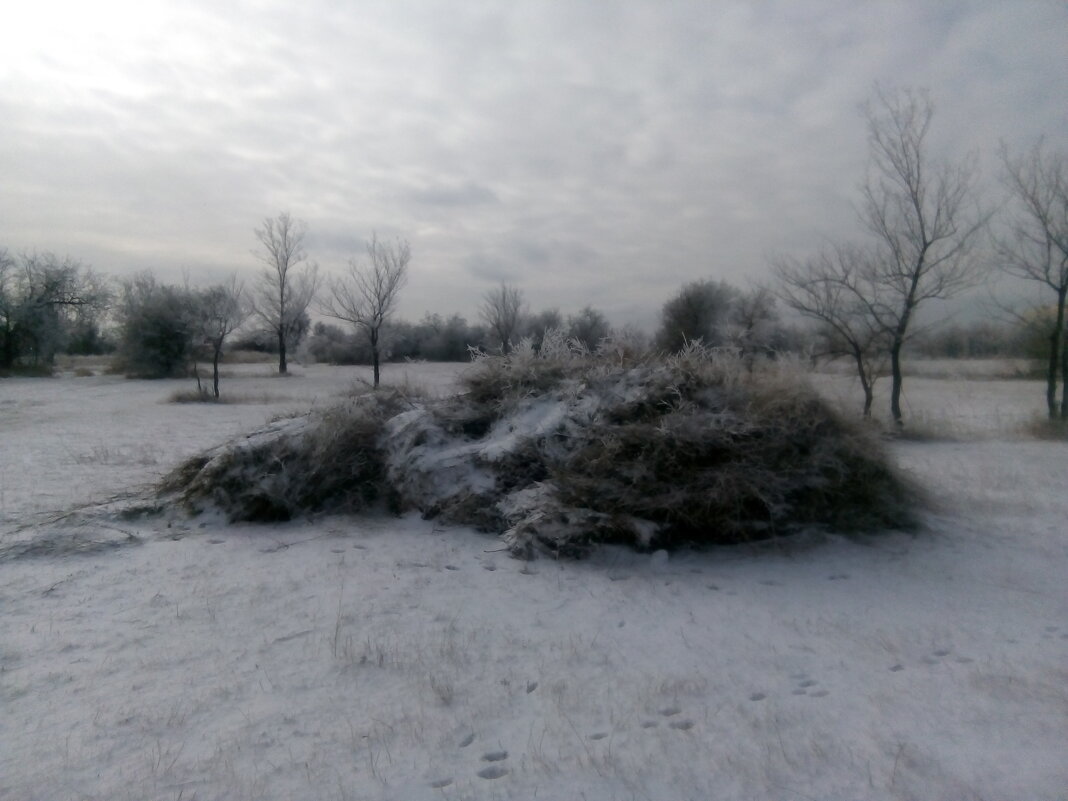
[[0, 0, 1064, 327]]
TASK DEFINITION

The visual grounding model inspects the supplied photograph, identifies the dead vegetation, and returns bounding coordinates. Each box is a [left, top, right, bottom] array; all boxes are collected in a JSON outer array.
[[160, 336, 918, 556]]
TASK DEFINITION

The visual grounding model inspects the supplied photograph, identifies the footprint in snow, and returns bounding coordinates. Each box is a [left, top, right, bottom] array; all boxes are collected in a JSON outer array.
[[458, 733, 475, 748], [444, 565, 459, 571], [428, 778, 452, 789], [659, 706, 682, 717], [641, 721, 659, 729], [933, 649, 951, 657], [478, 765, 508, 780], [482, 750, 508, 762], [589, 732, 608, 740], [669, 720, 694, 731], [749, 693, 767, 702], [526, 681, 538, 694], [482, 562, 497, 572]]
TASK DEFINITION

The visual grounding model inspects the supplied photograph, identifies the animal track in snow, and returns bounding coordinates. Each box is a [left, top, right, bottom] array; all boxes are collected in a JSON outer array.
[[669, 720, 694, 730], [589, 732, 608, 740], [482, 750, 508, 762], [458, 733, 475, 748], [525, 681, 538, 693], [748, 693, 767, 702], [429, 778, 452, 789], [641, 721, 658, 729], [444, 565, 459, 571], [889, 664, 905, 672], [478, 765, 508, 780], [659, 706, 682, 717]]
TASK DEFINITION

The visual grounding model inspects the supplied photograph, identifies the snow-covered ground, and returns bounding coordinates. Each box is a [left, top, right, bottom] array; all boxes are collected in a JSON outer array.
[[1, 362, 1065, 801]]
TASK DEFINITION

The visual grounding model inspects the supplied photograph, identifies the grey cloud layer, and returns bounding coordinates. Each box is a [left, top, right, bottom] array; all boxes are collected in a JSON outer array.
[[1, 0, 1065, 326]]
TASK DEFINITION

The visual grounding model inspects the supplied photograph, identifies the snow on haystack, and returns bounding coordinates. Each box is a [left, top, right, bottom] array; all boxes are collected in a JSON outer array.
[[160, 336, 917, 557]]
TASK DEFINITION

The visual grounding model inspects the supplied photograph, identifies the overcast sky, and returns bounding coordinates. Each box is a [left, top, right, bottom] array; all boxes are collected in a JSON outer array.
[[2, 1, 1065, 329]]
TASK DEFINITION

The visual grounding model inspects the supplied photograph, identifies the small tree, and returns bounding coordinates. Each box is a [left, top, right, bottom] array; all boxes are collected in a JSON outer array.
[[480, 283, 524, 354], [195, 277, 248, 398], [251, 212, 319, 375], [0, 251, 108, 371], [656, 279, 739, 353], [860, 86, 987, 425], [321, 233, 411, 387], [117, 273, 199, 378], [775, 245, 890, 417], [995, 140, 1068, 419], [524, 308, 563, 352], [566, 306, 610, 351]]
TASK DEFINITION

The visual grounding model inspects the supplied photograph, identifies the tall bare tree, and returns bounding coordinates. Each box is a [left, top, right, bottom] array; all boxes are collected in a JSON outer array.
[[480, 283, 524, 354], [196, 276, 248, 398], [775, 244, 890, 417], [858, 87, 987, 425], [251, 213, 319, 374], [321, 233, 411, 387], [996, 140, 1068, 419]]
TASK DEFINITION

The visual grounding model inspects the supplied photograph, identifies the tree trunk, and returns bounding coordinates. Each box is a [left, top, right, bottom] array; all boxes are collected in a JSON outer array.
[[370, 328, 380, 388], [1052, 289, 1067, 420], [852, 351, 874, 418], [212, 346, 221, 399], [890, 339, 905, 427], [278, 328, 287, 375], [1060, 324, 1068, 421]]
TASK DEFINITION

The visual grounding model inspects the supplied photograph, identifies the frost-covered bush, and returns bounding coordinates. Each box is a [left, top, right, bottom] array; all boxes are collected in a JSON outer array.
[[161, 339, 917, 557]]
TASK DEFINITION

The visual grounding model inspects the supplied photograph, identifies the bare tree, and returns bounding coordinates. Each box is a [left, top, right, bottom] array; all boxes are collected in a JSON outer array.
[[321, 233, 411, 387], [727, 284, 783, 368], [0, 250, 108, 370], [860, 86, 987, 425], [524, 307, 563, 352], [656, 279, 739, 353], [775, 245, 890, 417], [566, 305, 610, 351], [480, 283, 524, 354], [251, 213, 319, 374], [195, 276, 248, 398], [995, 140, 1068, 419]]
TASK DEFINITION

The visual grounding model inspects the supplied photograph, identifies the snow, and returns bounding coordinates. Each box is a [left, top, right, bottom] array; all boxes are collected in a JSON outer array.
[[2, 362, 1066, 800]]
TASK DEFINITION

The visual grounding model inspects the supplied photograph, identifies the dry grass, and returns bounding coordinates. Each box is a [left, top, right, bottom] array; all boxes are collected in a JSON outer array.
[[1024, 416, 1068, 440], [160, 389, 415, 521], [166, 388, 294, 405], [160, 339, 918, 556]]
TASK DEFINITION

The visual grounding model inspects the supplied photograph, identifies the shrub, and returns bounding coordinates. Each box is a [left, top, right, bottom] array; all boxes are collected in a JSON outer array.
[[161, 340, 918, 557]]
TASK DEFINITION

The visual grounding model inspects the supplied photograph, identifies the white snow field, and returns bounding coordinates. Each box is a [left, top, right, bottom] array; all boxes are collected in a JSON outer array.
[[1, 362, 1065, 801]]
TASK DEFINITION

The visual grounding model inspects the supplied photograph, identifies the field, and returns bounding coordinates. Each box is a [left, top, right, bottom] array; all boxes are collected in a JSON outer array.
[[1, 361, 1066, 801]]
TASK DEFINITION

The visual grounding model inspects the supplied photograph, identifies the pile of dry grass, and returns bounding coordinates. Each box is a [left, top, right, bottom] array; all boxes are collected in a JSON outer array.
[[161, 338, 918, 556], [160, 390, 412, 522]]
